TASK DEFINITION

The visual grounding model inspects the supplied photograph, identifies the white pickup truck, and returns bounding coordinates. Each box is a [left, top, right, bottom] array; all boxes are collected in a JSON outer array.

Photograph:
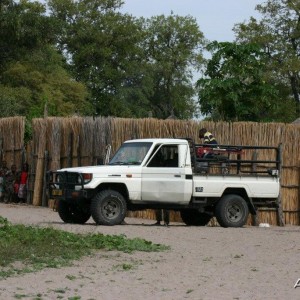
[[48, 138, 281, 227]]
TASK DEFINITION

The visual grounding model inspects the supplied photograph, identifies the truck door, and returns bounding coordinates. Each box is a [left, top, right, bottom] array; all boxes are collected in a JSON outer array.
[[141, 144, 190, 203]]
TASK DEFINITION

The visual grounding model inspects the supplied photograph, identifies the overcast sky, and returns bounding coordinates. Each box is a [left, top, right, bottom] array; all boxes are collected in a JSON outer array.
[[120, 0, 264, 42]]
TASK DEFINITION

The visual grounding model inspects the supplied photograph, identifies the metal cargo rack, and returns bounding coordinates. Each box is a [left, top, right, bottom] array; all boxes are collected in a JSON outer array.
[[184, 138, 281, 176]]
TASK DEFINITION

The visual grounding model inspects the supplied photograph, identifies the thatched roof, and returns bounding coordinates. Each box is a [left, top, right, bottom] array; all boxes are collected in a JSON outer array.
[[166, 114, 177, 120], [292, 117, 300, 124]]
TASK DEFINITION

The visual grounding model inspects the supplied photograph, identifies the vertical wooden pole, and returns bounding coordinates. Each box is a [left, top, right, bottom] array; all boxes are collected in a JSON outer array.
[[28, 151, 35, 204], [32, 120, 47, 206], [67, 133, 73, 167], [251, 151, 257, 172], [0, 137, 3, 161], [277, 144, 285, 226], [298, 165, 300, 226], [77, 135, 81, 166], [237, 153, 241, 174], [91, 123, 95, 165], [13, 135, 16, 165], [251, 151, 259, 226], [42, 150, 48, 207]]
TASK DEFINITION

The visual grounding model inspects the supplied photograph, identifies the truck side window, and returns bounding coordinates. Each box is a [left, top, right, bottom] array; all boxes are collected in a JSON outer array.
[[165, 152, 178, 167], [147, 146, 164, 167], [147, 145, 178, 168]]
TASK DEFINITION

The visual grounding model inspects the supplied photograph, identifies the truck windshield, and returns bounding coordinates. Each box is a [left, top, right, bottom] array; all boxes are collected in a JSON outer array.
[[109, 142, 152, 165]]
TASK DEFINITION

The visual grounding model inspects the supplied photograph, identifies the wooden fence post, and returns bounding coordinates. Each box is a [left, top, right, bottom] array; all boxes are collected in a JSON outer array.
[[298, 166, 300, 226], [251, 151, 259, 226], [67, 133, 73, 167], [0, 137, 3, 161], [28, 151, 35, 204], [277, 144, 285, 226], [77, 135, 81, 166], [32, 120, 47, 206], [42, 150, 48, 207]]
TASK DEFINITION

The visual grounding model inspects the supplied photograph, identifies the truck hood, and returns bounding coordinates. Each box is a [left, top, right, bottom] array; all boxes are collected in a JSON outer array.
[[58, 165, 141, 176]]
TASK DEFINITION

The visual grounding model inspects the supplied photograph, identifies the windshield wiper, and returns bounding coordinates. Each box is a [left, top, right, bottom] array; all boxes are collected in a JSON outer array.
[[126, 161, 141, 165], [109, 161, 127, 165], [109, 161, 141, 165]]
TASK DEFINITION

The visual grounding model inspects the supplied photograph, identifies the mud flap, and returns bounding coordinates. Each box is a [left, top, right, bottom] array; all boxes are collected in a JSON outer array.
[[248, 197, 257, 215]]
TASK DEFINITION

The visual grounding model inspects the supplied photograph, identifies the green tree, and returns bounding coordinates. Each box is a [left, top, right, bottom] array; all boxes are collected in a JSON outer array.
[[0, 0, 57, 72], [1, 46, 92, 117], [49, 1, 206, 119], [49, 0, 149, 117], [197, 42, 285, 122], [234, 0, 300, 118], [143, 14, 205, 119], [0, 0, 92, 118]]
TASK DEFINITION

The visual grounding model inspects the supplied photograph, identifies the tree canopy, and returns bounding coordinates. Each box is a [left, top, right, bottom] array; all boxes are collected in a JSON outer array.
[[197, 42, 281, 121], [0, 0, 92, 118], [49, 0, 205, 118], [142, 14, 205, 119], [233, 0, 300, 119], [0, 0, 299, 122]]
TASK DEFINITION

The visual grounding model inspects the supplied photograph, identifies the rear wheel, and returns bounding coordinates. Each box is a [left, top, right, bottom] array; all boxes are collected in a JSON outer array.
[[215, 194, 249, 227], [91, 190, 127, 225], [57, 200, 91, 224], [180, 209, 212, 226]]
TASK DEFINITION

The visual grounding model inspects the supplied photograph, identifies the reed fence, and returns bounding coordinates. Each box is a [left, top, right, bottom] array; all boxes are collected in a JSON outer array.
[[0, 116, 299, 226], [0, 117, 25, 168]]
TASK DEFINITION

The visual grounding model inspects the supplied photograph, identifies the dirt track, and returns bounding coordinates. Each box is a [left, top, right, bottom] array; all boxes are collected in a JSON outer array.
[[0, 203, 299, 300]]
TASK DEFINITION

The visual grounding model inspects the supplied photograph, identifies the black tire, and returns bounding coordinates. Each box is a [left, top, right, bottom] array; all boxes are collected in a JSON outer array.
[[57, 200, 91, 224], [91, 190, 127, 225], [180, 209, 212, 226], [215, 194, 249, 228]]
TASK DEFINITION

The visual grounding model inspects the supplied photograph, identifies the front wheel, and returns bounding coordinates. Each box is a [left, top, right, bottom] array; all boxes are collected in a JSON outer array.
[[91, 190, 127, 225], [215, 194, 249, 228], [57, 200, 91, 224]]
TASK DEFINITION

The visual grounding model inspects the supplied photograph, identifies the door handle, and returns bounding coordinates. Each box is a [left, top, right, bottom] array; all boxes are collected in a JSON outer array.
[[174, 174, 181, 177]]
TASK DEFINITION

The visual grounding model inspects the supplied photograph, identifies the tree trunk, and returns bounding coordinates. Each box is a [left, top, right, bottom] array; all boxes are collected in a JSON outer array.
[[289, 73, 300, 115]]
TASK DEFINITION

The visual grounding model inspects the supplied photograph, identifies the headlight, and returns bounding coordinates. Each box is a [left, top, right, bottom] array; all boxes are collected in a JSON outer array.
[[82, 173, 93, 183], [53, 172, 92, 185], [55, 173, 64, 183]]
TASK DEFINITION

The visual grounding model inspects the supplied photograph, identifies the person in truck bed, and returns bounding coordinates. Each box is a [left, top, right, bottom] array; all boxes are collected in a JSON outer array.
[[197, 128, 218, 161], [199, 128, 218, 145]]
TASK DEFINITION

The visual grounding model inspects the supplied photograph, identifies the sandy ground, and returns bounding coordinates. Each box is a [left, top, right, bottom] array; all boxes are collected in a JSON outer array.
[[0, 203, 299, 300]]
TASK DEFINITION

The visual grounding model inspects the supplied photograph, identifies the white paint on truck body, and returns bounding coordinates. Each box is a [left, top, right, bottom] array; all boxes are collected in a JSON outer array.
[[57, 138, 280, 203]]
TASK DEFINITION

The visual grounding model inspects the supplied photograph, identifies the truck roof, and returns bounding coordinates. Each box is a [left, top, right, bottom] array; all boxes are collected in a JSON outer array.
[[124, 138, 189, 144]]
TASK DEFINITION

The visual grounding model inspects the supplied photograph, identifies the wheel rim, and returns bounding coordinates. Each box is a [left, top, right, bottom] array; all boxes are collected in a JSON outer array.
[[226, 203, 243, 222], [102, 198, 120, 219]]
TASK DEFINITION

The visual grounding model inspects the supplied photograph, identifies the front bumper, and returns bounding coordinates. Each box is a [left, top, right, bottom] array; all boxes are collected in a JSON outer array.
[[48, 171, 93, 201]]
